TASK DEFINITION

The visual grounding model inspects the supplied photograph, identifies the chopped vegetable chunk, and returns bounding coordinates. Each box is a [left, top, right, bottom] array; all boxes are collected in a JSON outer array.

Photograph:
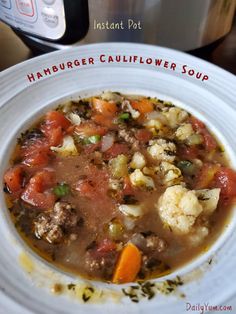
[[4, 165, 23, 195], [3, 92, 234, 284], [112, 243, 141, 283]]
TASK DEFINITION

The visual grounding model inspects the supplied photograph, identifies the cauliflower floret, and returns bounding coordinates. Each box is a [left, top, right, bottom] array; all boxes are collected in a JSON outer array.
[[195, 188, 220, 215], [157, 185, 203, 234], [175, 123, 194, 141], [51, 135, 78, 157], [130, 152, 146, 169], [144, 119, 163, 133], [109, 154, 128, 178], [158, 161, 183, 186], [121, 100, 140, 119], [147, 139, 176, 162], [119, 204, 144, 218], [163, 107, 188, 128], [130, 169, 155, 189]]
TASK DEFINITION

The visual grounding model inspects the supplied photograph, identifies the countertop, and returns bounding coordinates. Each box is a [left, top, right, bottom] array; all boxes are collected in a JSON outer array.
[[0, 17, 236, 74]]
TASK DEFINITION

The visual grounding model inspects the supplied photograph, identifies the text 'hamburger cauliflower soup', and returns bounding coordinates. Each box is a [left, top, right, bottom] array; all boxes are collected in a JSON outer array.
[[3, 92, 235, 283]]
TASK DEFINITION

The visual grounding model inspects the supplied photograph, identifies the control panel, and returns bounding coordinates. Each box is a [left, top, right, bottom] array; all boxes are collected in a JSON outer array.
[[0, 0, 66, 40]]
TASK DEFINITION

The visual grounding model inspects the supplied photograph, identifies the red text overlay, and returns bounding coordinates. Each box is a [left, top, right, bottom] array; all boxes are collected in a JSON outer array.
[[27, 54, 209, 83]]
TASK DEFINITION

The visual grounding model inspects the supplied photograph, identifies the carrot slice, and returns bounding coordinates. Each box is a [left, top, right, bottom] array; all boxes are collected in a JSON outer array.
[[112, 242, 141, 284], [92, 98, 117, 116], [130, 99, 154, 114], [92, 114, 114, 127]]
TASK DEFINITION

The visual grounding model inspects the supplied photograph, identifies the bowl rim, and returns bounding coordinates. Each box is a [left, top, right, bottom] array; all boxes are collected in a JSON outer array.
[[1, 87, 236, 287], [0, 42, 236, 313]]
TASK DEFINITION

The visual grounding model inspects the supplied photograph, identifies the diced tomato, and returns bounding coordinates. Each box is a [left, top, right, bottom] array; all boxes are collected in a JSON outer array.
[[66, 125, 76, 135], [44, 111, 71, 130], [104, 143, 129, 159], [177, 145, 199, 160], [21, 170, 55, 209], [74, 166, 110, 201], [214, 167, 236, 198], [200, 128, 217, 151], [44, 126, 63, 146], [31, 170, 55, 190], [22, 190, 55, 210], [189, 117, 205, 130], [4, 165, 24, 195], [83, 143, 101, 154], [189, 117, 217, 151], [123, 176, 135, 195], [74, 180, 95, 199], [92, 98, 117, 116], [26, 111, 70, 156], [21, 138, 51, 167], [135, 129, 152, 142], [97, 238, 117, 253], [92, 114, 114, 127], [75, 122, 107, 137], [195, 163, 220, 189], [130, 99, 154, 114], [41, 111, 71, 146]]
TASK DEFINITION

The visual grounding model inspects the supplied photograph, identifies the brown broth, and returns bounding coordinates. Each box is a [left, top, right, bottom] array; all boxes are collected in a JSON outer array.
[[4, 94, 234, 283]]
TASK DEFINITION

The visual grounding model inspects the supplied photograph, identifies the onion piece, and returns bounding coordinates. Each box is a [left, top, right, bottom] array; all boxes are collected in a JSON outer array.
[[101, 134, 115, 152], [123, 216, 136, 230], [130, 233, 147, 251], [146, 111, 167, 124], [119, 204, 144, 218], [67, 112, 81, 125]]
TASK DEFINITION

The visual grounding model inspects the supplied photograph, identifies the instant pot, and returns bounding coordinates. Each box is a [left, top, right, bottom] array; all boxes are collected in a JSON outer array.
[[0, 0, 235, 52]]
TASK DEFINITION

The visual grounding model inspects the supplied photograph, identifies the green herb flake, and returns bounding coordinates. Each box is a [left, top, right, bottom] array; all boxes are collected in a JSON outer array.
[[67, 283, 76, 291], [118, 112, 130, 121], [122, 288, 129, 296], [218, 146, 225, 153], [82, 286, 94, 303], [83, 134, 101, 145], [141, 281, 155, 300], [121, 276, 184, 302], [53, 183, 70, 197], [177, 160, 196, 176], [130, 285, 139, 290]]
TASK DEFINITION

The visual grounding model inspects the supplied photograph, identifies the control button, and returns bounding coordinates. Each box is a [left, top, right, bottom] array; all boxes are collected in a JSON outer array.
[[0, 0, 11, 9], [16, 0, 35, 17], [41, 7, 59, 28], [43, 0, 55, 4]]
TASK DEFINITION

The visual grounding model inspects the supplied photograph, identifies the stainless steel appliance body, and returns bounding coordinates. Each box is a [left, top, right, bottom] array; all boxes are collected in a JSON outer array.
[[0, 0, 235, 52]]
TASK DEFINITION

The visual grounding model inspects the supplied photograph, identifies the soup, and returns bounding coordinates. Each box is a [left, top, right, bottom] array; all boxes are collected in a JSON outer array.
[[3, 92, 235, 283]]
